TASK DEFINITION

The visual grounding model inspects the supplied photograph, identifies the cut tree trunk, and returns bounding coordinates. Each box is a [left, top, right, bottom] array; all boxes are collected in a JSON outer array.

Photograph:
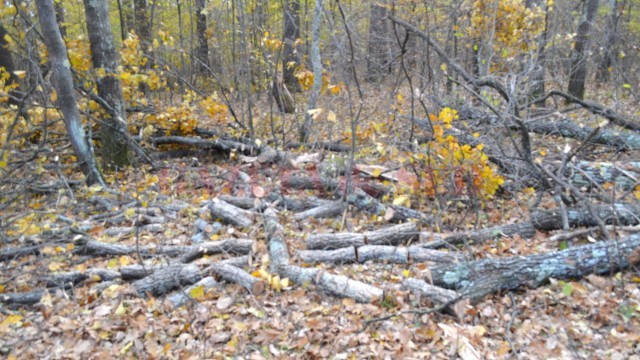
[[207, 199, 255, 228], [306, 222, 419, 250], [297, 245, 463, 265], [431, 233, 640, 302]]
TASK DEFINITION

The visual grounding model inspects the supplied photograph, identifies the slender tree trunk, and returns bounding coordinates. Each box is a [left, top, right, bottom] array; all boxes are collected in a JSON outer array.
[[83, 0, 130, 169], [35, 0, 104, 185], [283, 0, 301, 91], [0, 25, 21, 107], [567, 0, 600, 100], [527, 0, 549, 106], [300, 0, 323, 142], [54, 1, 67, 38], [597, 0, 622, 82], [116, 0, 127, 41], [366, 4, 390, 82], [195, 0, 209, 74]]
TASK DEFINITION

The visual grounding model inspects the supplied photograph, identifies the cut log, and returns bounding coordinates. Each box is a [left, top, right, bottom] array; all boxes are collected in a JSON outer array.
[[208, 198, 255, 228], [75, 238, 253, 258], [298, 245, 463, 265], [45, 269, 119, 289], [419, 222, 536, 249], [104, 223, 164, 236], [282, 175, 390, 199], [402, 278, 468, 319], [204, 263, 265, 295], [431, 233, 640, 302], [286, 141, 351, 152], [166, 276, 218, 308], [220, 194, 331, 212], [0, 289, 46, 306], [180, 239, 254, 263], [306, 222, 419, 250], [531, 203, 640, 231], [133, 263, 202, 297], [294, 201, 346, 221], [263, 208, 382, 303]]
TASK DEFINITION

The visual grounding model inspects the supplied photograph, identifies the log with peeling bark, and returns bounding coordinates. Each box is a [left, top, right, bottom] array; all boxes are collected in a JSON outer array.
[[403, 278, 468, 319], [294, 201, 345, 221], [263, 208, 383, 303], [285, 141, 351, 152], [431, 233, 640, 302], [298, 245, 463, 265], [306, 222, 419, 250], [419, 222, 536, 249], [208, 198, 255, 228], [347, 189, 433, 224], [46, 269, 119, 289], [203, 263, 265, 295], [166, 276, 218, 308], [133, 263, 202, 297], [148, 136, 256, 155]]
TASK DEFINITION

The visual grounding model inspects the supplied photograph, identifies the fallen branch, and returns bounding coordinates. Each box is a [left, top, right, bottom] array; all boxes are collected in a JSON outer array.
[[298, 245, 463, 265], [402, 278, 468, 319], [208, 198, 255, 228]]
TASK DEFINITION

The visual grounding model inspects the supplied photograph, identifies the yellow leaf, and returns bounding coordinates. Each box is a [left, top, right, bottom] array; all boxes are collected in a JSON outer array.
[[327, 110, 337, 123], [0, 284, 4, 293], [272, 275, 282, 292], [189, 285, 205, 299], [48, 262, 62, 271], [0, 314, 22, 328], [281, 278, 290, 288], [0, 161, 7, 168], [120, 341, 133, 354], [50, 90, 57, 102], [402, 269, 411, 278], [115, 303, 127, 315], [107, 258, 118, 269], [392, 194, 411, 208]]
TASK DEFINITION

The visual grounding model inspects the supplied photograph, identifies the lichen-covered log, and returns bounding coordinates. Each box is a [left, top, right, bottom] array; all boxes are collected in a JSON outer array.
[[347, 189, 433, 224], [133, 263, 202, 297], [298, 245, 463, 265], [402, 278, 467, 319], [208, 198, 255, 228], [306, 222, 419, 250], [104, 223, 164, 236], [263, 208, 382, 303], [204, 263, 265, 295], [45, 269, 119, 288], [431, 233, 640, 302], [294, 201, 345, 221], [419, 222, 536, 249], [220, 194, 331, 212], [569, 161, 640, 191], [179, 239, 253, 263], [282, 175, 390, 199], [166, 276, 218, 308]]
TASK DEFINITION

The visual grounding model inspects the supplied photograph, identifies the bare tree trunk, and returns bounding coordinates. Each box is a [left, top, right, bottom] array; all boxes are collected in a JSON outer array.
[[35, 0, 104, 186], [527, 0, 549, 106], [53, 1, 67, 38], [0, 25, 21, 107], [366, 4, 390, 82], [567, 0, 600, 100], [116, 0, 127, 41], [83, 0, 130, 169], [300, 0, 323, 142], [195, 0, 209, 74], [283, 0, 301, 91], [597, 0, 622, 82]]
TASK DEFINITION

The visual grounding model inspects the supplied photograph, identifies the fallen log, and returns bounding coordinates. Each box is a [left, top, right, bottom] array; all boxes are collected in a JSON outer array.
[[294, 201, 345, 221], [166, 276, 218, 308], [285, 141, 351, 152], [220, 193, 331, 212], [306, 222, 419, 250], [402, 278, 467, 319], [282, 175, 390, 199], [203, 263, 265, 295], [104, 223, 164, 236], [133, 263, 202, 297], [431, 233, 640, 302], [180, 239, 254, 263], [419, 222, 536, 249], [298, 245, 463, 265], [75, 238, 253, 258], [0, 289, 46, 306], [208, 198, 255, 228], [531, 203, 640, 231], [264, 208, 383, 303]]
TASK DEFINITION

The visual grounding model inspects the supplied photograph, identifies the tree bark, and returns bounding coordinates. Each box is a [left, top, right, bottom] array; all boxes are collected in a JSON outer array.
[[195, 0, 209, 74], [35, 0, 104, 185], [567, 0, 600, 100], [367, 4, 390, 82], [283, 0, 301, 91], [299, 0, 323, 142], [84, 0, 131, 169]]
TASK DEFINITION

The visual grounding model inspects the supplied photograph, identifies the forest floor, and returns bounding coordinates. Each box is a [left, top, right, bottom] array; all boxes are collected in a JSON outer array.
[[1, 88, 640, 359]]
